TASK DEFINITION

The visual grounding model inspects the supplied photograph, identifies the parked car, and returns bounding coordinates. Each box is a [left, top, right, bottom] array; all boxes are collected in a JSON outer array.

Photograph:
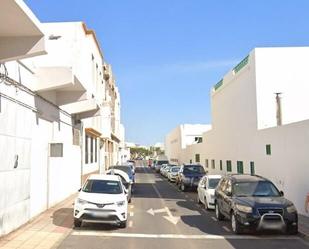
[[167, 166, 181, 182], [215, 174, 298, 234], [110, 165, 135, 184], [106, 168, 132, 203], [160, 164, 168, 175], [73, 174, 128, 228], [197, 175, 222, 210], [155, 160, 169, 173], [162, 164, 177, 178], [177, 164, 206, 191]]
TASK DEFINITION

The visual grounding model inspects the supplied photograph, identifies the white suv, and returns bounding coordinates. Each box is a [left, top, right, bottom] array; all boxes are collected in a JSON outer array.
[[74, 174, 128, 228]]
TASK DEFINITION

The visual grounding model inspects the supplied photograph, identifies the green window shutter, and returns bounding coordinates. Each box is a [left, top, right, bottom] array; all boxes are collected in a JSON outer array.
[[250, 162, 255, 175], [226, 160, 232, 172], [205, 159, 209, 168], [266, 144, 271, 155], [220, 160, 222, 171], [237, 161, 244, 174], [195, 154, 200, 163]]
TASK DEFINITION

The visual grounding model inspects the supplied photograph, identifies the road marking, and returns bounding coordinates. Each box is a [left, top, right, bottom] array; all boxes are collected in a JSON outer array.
[[71, 231, 300, 240], [130, 212, 134, 217], [222, 226, 231, 232], [147, 207, 180, 225], [130, 205, 134, 209], [128, 221, 133, 228], [211, 217, 218, 222]]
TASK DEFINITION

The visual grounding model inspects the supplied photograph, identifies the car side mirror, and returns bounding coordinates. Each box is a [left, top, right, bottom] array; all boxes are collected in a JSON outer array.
[[280, 191, 284, 196], [124, 188, 128, 194], [226, 191, 232, 197], [78, 188, 81, 192]]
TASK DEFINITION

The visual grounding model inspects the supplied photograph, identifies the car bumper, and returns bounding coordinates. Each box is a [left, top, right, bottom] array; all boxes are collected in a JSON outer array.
[[74, 204, 127, 224], [235, 211, 298, 232]]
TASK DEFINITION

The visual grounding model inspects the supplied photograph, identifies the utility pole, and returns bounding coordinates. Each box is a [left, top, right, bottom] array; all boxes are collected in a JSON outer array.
[[275, 92, 282, 126]]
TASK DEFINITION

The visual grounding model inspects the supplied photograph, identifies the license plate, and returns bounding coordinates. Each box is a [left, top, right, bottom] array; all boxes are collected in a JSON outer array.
[[92, 212, 109, 218]]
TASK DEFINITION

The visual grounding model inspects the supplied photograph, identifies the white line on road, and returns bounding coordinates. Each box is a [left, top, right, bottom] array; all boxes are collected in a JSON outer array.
[[211, 217, 218, 222], [128, 221, 133, 228], [130, 212, 134, 217], [71, 231, 300, 240], [222, 226, 231, 232]]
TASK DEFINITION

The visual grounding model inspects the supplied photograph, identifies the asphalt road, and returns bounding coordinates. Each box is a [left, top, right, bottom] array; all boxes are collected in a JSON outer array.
[[57, 162, 309, 249]]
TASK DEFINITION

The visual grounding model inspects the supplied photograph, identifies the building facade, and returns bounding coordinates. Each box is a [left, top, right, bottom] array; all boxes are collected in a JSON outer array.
[[165, 47, 309, 217], [165, 124, 211, 164], [0, 2, 125, 236]]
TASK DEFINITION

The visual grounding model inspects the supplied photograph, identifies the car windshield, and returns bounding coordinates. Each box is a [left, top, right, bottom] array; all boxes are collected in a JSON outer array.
[[183, 166, 205, 174], [82, 180, 122, 194], [110, 166, 133, 177], [208, 178, 221, 189], [171, 167, 180, 172], [233, 181, 281, 197], [158, 160, 169, 165]]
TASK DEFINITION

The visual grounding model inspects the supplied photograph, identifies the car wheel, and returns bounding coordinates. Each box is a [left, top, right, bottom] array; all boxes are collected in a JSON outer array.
[[231, 212, 242, 234], [286, 224, 298, 235], [181, 183, 186, 192], [119, 220, 127, 228], [204, 197, 209, 210], [215, 203, 224, 221], [74, 218, 82, 228], [197, 194, 201, 204]]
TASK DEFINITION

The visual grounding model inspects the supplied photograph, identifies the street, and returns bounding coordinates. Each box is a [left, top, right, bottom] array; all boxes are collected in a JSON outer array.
[[57, 162, 309, 249]]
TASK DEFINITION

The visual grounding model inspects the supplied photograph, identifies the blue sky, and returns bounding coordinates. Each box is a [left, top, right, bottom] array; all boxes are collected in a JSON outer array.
[[26, 0, 309, 145]]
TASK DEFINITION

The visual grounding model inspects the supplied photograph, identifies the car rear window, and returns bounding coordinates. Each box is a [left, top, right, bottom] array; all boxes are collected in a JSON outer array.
[[183, 166, 205, 174], [82, 180, 122, 194]]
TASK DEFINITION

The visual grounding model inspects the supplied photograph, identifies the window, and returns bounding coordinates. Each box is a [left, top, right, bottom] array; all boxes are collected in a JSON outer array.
[[90, 137, 94, 163], [250, 161, 255, 175], [226, 160, 232, 172], [237, 161, 244, 174], [266, 144, 271, 155], [85, 135, 89, 164], [205, 159, 209, 168], [95, 138, 97, 162], [220, 160, 223, 171], [211, 159, 215, 169], [50, 143, 63, 157], [195, 154, 200, 163], [190, 159, 192, 164]]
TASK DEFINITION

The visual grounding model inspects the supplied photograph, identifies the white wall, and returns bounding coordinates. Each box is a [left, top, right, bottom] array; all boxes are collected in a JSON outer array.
[[170, 47, 309, 217], [0, 61, 81, 235]]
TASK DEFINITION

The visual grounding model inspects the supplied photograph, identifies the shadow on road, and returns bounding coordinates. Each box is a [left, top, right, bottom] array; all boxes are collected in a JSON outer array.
[[52, 208, 74, 228]]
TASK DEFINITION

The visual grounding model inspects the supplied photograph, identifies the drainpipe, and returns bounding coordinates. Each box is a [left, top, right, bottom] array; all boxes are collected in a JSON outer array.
[[275, 93, 282, 126]]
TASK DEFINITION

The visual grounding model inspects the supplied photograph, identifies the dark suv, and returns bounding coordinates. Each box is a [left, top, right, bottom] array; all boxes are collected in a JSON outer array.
[[177, 164, 205, 191], [215, 174, 298, 234]]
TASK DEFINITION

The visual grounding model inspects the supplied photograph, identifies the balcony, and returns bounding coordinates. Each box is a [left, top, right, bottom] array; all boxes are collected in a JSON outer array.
[[60, 98, 99, 119], [0, 0, 46, 62], [33, 67, 86, 92]]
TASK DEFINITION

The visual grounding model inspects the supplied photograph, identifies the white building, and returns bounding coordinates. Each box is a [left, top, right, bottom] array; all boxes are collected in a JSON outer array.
[[165, 47, 309, 217], [0, 2, 125, 236], [165, 124, 211, 163]]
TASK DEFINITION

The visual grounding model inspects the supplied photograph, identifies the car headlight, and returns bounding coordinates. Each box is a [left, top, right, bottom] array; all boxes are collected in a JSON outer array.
[[116, 201, 125, 207], [235, 204, 252, 213], [287, 204, 297, 213], [76, 198, 89, 205]]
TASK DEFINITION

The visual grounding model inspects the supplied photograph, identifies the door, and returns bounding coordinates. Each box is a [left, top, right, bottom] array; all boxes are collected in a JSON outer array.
[[222, 180, 232, 216]]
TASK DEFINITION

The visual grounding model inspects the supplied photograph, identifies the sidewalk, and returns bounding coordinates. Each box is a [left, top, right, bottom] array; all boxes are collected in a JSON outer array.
[[299, 214, 309, 239], [0, 194, 76, 249]]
